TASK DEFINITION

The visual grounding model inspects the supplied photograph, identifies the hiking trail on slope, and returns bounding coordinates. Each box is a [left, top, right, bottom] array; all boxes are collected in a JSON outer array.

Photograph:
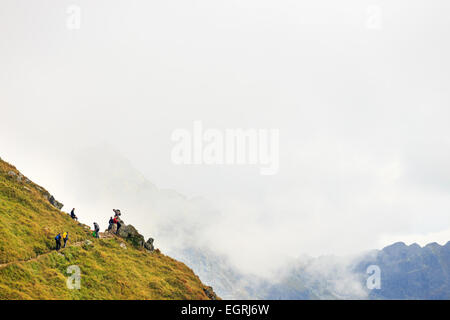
[[0, 232, 114, 270]]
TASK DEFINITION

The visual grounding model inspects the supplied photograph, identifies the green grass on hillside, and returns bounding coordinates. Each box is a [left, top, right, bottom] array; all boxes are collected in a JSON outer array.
[[0, 238, 210, 299], [0, 158, 215, 300], [0, 160, 88, 263]]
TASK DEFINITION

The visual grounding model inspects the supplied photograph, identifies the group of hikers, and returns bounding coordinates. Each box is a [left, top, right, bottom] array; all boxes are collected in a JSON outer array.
[[54, 208, 123, 250], [108, 209, 122, 233], [54, 232, 69, 251]]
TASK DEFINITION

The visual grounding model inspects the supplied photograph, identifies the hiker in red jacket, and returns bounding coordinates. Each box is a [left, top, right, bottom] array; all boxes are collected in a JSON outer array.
[[113, 216, 122, 234]]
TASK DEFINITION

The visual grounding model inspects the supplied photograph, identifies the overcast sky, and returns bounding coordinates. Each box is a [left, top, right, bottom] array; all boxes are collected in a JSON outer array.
[[1, 0, 450, 275]]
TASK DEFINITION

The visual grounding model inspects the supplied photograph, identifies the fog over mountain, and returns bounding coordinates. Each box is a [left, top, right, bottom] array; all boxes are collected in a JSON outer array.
[[1, 0, 450, 281]]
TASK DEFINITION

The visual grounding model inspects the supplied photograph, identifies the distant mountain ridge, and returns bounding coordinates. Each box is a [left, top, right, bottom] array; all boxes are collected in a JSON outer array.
[[180, 241, 450, 300], [354, 241, 450, 299], [243, 241, 450, 300]]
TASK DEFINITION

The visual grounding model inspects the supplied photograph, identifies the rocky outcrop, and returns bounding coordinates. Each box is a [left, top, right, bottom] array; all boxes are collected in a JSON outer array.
[[117, 224, 145, 247], [7, 169, 63, 209], [46, 194, 64, 210], [144, 238, 154, 252], [110, 219, 155, 252], [8, 170, 31, 184], [203, 286, 219, 300]]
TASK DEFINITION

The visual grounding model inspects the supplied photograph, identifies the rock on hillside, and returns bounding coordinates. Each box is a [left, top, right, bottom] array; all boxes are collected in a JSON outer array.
[[6, 164, 64, 210], [106, 217, 155, 252], [117, 224, 146, 247]]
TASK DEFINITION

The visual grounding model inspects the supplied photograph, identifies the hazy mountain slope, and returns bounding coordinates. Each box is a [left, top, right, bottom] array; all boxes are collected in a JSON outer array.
[[176, 242, 450, 300], [0, 157, 217, 300], [173, 247, 253, 300], [240, 242, 450, 300], [178, 251, 368, 300], [354, 241, 450, 300]]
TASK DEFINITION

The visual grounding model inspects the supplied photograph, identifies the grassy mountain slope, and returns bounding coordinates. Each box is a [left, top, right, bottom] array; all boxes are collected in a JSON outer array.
[[0, 158, 216, 300]]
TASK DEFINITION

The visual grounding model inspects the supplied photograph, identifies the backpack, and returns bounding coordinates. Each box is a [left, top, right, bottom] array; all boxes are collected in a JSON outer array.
[[55, 234, 61, 241]]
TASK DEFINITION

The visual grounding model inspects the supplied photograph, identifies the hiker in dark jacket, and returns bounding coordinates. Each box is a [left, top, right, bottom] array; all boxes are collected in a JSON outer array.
[[93, 222, 100, 238], [108, 217, 114, 231], [70, 208, 78, 221], [63, 232, 69, 248], [55, 233, 62, 251]]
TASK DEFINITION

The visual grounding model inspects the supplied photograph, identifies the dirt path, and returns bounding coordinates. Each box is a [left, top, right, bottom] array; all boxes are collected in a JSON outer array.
[[0, 232, 114, 270]]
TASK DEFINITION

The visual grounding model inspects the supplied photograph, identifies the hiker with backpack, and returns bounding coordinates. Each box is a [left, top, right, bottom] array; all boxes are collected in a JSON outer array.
[[63, 232, 69, 248], [108, 217, 114, 231], [93, 222, 100, 238], [113, 209, 123, 233], [113, 209, 121, 217], [55, 233, 62, 251], [70, 208, 78, 221], [113, 215, 122, 234]]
